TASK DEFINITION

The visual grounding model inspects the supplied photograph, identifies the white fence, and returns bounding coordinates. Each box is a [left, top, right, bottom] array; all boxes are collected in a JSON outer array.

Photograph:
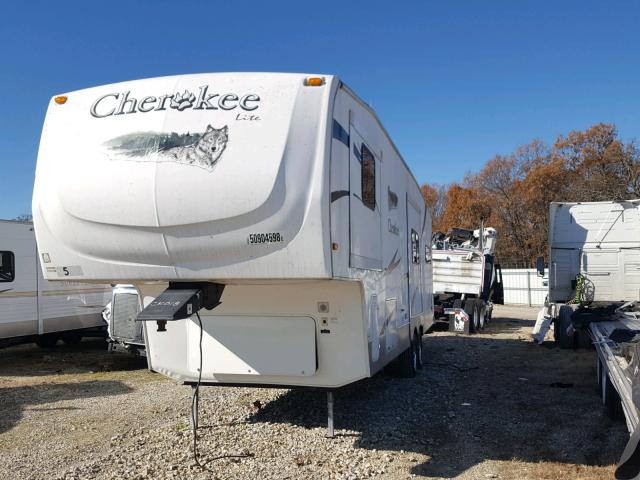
[[501, 268, 548, 306]]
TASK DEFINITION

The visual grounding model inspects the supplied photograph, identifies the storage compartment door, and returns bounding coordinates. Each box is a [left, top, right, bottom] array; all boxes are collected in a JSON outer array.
[[189, 315, 317, 376]]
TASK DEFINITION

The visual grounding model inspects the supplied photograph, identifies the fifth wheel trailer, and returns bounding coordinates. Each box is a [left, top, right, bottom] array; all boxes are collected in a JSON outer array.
[[0, 220, 111, 347], [32, 72, 434, 414], [531, 199, 640, 479]]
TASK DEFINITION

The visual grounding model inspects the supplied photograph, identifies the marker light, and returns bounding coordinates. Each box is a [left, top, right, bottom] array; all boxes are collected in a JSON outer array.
[[54, 96, 68, 105], [305, 77, 324, 87]]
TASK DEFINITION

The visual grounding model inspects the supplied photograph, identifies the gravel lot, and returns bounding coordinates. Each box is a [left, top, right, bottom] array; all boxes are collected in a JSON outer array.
[[0, 305, 629, 479]]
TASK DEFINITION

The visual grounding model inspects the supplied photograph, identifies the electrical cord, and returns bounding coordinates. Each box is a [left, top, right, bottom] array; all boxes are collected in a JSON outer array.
[[191, 311, 254, 469]]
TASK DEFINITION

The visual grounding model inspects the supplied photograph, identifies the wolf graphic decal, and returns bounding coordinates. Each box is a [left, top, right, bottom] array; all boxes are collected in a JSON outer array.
[[104, 125, 229, 170]]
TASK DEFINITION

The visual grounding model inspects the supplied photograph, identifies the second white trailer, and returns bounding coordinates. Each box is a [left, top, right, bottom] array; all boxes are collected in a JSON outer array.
[[32, 72, 434, 393], [0, 220, 111, 347]]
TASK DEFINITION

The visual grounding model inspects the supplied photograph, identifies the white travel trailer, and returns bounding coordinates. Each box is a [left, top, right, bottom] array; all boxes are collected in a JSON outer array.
[[0, 220, 110, 347], [32, 73, 433, 405]]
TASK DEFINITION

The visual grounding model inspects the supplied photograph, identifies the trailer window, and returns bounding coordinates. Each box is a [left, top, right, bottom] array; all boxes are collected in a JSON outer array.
[[361, 143, 376, 210], [411, 230, 420, 264], [0, 251, 15, 282], [425, 244, 432, 263]]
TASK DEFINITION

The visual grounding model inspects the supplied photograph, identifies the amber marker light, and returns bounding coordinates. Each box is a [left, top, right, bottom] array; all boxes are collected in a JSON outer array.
[[54, 96, 68, 105], [332, 242, 339, 251], [305, 77, 324, 86]]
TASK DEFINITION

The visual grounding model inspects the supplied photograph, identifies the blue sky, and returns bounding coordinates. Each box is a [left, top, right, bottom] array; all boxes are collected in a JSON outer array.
[[1, 1, 639, 218]]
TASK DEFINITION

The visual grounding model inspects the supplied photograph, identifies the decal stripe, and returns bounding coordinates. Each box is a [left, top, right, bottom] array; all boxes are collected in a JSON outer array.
[[332, 120, 349, 147], [331, 190, 350, 203]]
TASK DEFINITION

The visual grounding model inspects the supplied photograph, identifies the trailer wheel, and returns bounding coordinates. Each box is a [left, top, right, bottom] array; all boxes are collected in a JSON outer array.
[[61, 332, 83, 345], [397, 341, 417, 378], [554, 305, 575, 349], [601, 365, 624, 420], [414, 332, 423, 370], [464, 299, 477, 333], [35, 334, 59, 349], [478, 301, 486, 330]]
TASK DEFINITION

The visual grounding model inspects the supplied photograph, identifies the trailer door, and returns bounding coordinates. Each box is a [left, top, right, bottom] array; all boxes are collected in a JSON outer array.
[[349, 127, 381, 270], [406, 196, 423, 318]]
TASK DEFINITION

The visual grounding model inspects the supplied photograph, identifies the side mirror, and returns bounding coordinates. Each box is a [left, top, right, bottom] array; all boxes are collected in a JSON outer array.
[[536, 256, 545, 277]]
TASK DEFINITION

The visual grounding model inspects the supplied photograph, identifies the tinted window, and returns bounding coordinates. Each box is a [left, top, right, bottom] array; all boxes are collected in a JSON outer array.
[[411, 230, 420, 264], [361, 144, 376, 210], [0, 251, 15, 283]]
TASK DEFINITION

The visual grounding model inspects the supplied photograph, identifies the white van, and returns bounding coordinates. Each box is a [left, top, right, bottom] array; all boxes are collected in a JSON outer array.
[[0, 220, 111, 347], [32, 72, 434, 388]]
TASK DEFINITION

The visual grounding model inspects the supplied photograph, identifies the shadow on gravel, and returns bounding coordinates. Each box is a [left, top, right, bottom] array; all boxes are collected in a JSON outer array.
[[248, 316, 628, 478], [0, 339, 147, 377], [0, 380, 133, 434]]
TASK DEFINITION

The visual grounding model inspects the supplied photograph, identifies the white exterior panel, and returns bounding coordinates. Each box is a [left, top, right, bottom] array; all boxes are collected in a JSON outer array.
[[432, 250, 484, 296], [33, 73, 334, 282]]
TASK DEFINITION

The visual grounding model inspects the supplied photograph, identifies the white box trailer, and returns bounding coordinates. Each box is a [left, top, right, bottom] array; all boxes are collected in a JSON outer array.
[[432, 227, 504, 334], [0, 220, 111, 347], [32, 73, 434, 407], [532, 199, 640, 478]]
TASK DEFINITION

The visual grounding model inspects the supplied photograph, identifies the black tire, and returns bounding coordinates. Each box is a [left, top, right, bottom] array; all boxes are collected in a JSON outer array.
[[601, 364, 624, 420], [414, 332, 423, 370], [35, 334, 59, 349], [464, 299, 477, 333], [477, 301, 486, 331], [61, 332, 83, 345], [554, 305, 575, 349], [397, 339, 417, 378]]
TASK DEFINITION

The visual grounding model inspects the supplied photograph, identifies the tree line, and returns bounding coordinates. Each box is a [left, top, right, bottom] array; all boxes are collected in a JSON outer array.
[[421, 123, 640, 266]]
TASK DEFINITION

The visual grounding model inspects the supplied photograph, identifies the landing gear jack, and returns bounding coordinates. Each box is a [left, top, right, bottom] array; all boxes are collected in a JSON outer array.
[[326, 391, 335, 438]]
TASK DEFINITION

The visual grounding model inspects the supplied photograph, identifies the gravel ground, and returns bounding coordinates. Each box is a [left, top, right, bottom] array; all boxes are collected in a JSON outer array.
[[0, 305, 629, 479]]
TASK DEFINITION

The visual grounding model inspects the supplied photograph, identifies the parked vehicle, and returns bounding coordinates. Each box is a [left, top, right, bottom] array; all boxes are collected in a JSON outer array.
[[432, 225, 504, 334], [103, 285, 145, 356], [32, 73, 434, 431], [532, 199, 640, 478], [0, 220, 111, 347]]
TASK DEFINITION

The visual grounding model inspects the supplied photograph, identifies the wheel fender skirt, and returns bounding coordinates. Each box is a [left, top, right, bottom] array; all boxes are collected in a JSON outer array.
[[616, 425, 640, 480]]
